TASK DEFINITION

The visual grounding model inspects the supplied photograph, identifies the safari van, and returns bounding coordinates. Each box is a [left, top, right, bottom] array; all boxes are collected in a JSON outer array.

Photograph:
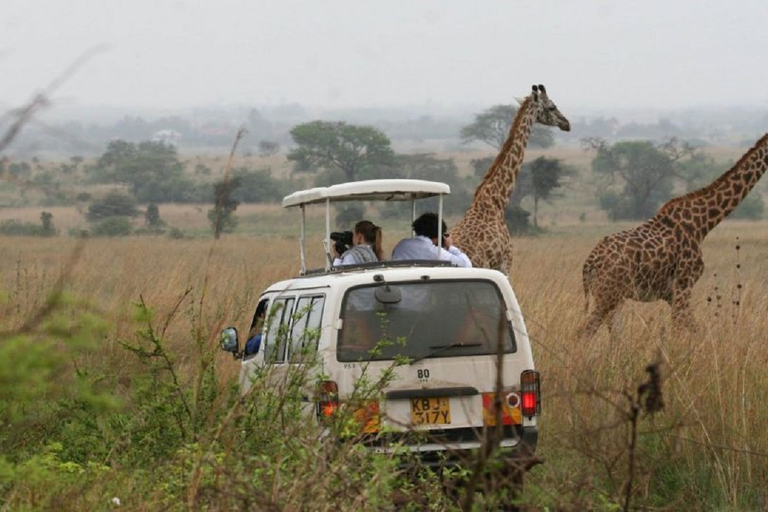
[[220, 179, 541, 467]]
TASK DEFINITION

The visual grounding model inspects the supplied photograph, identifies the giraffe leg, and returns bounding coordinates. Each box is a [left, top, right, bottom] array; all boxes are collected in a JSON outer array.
[[580, 297, 619, 339], [670, 285, 699, 334]]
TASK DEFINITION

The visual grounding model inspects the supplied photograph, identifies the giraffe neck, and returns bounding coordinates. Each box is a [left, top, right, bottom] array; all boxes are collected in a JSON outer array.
[[659, 133, 768, 240], [472, 97, 537, 214]]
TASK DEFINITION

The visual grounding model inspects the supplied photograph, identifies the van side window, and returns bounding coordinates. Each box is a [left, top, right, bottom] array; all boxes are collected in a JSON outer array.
[[288, 295, 326, 362], [263, 297, 295, 364], [243, 298, 270, 358]]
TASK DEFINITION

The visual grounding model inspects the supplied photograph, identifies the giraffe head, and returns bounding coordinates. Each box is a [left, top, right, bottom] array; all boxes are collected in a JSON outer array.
[[525, 84, 570, 132]]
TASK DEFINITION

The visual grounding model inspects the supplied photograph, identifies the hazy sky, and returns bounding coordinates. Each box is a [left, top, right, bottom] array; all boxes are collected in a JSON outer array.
[[3, 0, 768, 113]]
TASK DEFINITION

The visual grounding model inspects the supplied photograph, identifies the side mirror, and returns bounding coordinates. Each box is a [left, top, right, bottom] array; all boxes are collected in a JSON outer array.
[[220, 327, 239, 354]]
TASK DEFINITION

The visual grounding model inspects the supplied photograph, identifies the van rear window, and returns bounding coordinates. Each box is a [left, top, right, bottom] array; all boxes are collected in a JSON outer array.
[[338, 280, 516, 362]]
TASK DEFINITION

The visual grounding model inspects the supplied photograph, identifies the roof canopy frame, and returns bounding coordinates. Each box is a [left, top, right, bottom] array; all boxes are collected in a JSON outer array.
[[282, 179, 451, 275]]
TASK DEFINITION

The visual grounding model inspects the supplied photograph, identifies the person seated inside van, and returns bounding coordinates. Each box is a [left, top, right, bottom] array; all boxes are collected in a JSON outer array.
[[244, 299, 269, 356], [391, 212, 472, 267], [333, 220, 384, 266]]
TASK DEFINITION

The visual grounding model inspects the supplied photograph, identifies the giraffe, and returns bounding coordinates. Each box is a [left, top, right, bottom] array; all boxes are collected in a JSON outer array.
[[451, 85, 571, 274], [581, 133, 768, 337]]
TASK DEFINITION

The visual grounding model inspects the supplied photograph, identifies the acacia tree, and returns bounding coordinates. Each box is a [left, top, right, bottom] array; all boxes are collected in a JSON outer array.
[[584, 137, 701, 221], [506, 157, 572, 229], [529, 157, 573, 228], [92, 140, 190, 201], [460, 104, 554, 150], [287, 121, 395, 181]]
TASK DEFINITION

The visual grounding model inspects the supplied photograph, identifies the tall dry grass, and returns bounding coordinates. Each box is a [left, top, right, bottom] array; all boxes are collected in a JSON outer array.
[[2, 220, 768, 508]]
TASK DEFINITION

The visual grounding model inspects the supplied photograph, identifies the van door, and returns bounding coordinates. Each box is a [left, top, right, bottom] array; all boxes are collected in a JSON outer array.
[[288, 295, 326, 363], [239, 295, 294, 392]]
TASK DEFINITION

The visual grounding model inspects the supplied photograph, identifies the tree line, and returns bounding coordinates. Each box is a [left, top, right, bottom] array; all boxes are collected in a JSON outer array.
[[1, 101, 763, 238]]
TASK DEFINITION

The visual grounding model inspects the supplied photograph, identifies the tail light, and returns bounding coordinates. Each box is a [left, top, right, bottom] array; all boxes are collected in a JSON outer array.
[[316, 380, 339, 422], [520, 370, 541, 417]]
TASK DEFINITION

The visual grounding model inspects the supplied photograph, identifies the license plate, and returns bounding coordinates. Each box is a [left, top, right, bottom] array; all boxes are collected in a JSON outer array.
[[411, 397, 451, 425]]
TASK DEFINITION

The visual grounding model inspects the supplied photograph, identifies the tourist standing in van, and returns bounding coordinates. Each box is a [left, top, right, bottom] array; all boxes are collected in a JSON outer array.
[[391, 212, 472, 267], [333, 220, 383, 266]]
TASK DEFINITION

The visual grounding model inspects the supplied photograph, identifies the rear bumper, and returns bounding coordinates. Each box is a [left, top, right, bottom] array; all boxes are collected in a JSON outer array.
[[365, 425, 539, 469]]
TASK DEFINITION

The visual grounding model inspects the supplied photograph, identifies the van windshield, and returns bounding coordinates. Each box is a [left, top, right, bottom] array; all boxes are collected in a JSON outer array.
[[337, 280, 516, 362]]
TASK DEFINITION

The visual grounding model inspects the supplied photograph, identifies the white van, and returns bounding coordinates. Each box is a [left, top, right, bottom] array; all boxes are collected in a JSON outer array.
[[221, 179, 541, 467]]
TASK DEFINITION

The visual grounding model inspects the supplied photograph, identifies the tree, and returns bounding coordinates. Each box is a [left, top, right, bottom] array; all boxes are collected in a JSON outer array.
[[470, 156, 494, 178], [395, 153, 471, 216], [504, 158, 572, 231], [40, 211, 55, 236], [86, 191, 140, 222], [504, 205, 531, 235], [230, 167, 286, 203], [460, 104, 554, 150], [287, 121, 395, 181], [92, 140, 191, 202], [208, 176, 241, 238], [258, 140, 280, 157], [586, 138, 686, 220], [528, 157, 573, 228], [678, 150, 765, 220], [144, 203, 165, 228]]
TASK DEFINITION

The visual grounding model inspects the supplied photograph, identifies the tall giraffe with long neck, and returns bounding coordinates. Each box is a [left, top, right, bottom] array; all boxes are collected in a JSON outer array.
[[451, 85, 571, 274], [582, 133, 768, 337]]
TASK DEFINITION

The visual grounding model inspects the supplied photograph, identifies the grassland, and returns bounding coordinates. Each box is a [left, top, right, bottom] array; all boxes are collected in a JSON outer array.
[[2, 214, 768, 509], [2, 143, 768, 509]]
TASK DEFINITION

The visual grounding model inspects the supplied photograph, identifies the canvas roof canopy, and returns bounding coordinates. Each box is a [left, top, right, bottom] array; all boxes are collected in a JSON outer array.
[[282, 179, 450, 208]]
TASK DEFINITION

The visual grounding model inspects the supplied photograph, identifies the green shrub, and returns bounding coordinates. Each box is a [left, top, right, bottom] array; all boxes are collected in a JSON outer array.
[[90, 217, 132, 237], [505, 204, 532, 234], [0, 211, 56, 237], [133, 226, 166, 236], [86, 191, 139, 222]]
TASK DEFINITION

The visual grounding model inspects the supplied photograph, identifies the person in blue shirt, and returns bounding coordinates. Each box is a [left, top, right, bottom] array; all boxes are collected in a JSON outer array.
[[244, 300, 268, 356], [391, 212, 472, 267]]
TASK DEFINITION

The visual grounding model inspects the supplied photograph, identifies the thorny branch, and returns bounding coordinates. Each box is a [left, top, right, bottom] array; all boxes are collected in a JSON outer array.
[[623, 360, 664, 512]]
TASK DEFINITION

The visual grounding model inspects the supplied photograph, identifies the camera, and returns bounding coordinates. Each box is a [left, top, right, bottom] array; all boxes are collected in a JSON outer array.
[[330, 230, 354, 256]]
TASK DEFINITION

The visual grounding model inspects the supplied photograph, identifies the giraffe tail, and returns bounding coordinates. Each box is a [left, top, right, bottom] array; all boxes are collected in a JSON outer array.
[[583, 286, 590, 314], [582, 267, 593, 314]]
